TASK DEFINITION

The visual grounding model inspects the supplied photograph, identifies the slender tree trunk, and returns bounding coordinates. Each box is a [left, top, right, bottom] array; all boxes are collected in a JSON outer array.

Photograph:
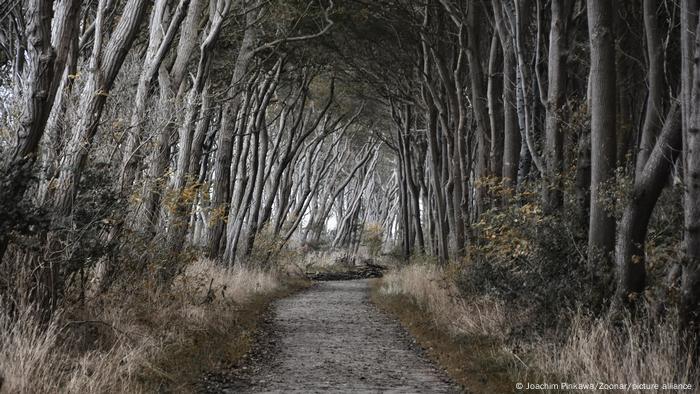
[[397, 129, 411, 257], [493, 0, 520, 189], [137, 68, 173, 235], [38, 30, 79, 205], [681, 4, 700, 335], [587, 0, 617, 268], [467, 2, 490, 217], [488, 33, 504, 179], [574, 123, 592, 226], [636, 0, 666, 176], [543, 0, 570, 212]]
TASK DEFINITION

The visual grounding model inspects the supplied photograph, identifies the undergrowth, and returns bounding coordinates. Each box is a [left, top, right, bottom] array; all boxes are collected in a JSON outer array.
[[375, 262, 700, 393], [372, 266, 516, 393], [0, 258, 306, 393]]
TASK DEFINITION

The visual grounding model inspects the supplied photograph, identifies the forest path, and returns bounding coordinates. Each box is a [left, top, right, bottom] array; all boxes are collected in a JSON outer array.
[[206, 279, 458, 393]]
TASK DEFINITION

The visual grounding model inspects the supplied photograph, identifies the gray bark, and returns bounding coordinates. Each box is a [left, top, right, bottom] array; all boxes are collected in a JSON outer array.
[[587, 0, 617, 268], [493, 0, 520, 188], [542, 0, 570, 212], [54, 0, 149, 215], [488, 33, 504, 178], [616, 103, 681, 304], [635, 0, 665, 176], [206, 0, 258, 257], [681, 3, 700, 334]]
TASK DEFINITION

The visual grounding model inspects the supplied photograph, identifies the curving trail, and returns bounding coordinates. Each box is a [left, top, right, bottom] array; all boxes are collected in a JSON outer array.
[[207, 280, 458, 393]]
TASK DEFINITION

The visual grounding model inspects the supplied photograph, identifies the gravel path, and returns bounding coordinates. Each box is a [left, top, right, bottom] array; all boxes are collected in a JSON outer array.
[[205, 279, 459, 393]]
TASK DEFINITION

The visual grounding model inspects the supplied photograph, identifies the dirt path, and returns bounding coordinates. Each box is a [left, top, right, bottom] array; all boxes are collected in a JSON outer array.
[[204, 279, 459, 393]]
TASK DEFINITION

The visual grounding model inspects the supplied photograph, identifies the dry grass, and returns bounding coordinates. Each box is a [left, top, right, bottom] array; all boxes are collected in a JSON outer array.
[[176, 258, 282, 304], [376, 262, 700, 393], [0, 305, 151, 393], [374, 263, 517, 392], [0, 259, 296, 393], [531, 310, 700, 393], [379, 263, 507, 338]]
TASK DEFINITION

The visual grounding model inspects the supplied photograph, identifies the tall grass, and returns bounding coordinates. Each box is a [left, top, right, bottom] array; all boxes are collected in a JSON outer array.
[[379, 263, 506, 338], [533, 310, 699, 393], [0, 259, 283, 393], [180, 258, 280, 303], [379, 262, 700, 392]]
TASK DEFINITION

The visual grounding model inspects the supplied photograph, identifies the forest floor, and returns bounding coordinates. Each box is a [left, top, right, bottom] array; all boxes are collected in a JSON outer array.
[[201, 279, 459, 393]]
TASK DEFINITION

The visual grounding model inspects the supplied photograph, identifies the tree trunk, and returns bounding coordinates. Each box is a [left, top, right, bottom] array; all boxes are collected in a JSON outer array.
[[488, 33, 504, 179], [118, 0, 189, 192], [543, 0, 570, 212], [493, 0, 520, 189], [467, 1, 490, 217], [587, 0, 617, 268], [12, 0, 79, 163], [616, 102, 681, 305], [681, 3, 700, 335], [206, 2, 257, 257]]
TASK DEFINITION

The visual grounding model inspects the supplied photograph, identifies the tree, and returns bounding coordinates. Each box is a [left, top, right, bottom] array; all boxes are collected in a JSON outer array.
[[492, 0, 521, 189], [681, 0, 700, 335], [587, 0, 617, 269], [541, 0, 571, 212], [0, 0, 79, 260]]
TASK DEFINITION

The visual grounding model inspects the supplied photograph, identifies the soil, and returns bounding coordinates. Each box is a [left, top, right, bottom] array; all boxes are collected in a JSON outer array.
[[201, 280, 460, 393]]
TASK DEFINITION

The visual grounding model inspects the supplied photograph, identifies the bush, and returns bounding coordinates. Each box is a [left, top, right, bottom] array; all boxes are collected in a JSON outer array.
[[465, 188, 598, 336]]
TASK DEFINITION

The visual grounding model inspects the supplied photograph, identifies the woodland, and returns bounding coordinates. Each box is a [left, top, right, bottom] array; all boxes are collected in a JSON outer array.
[[1, 0, 700, 392]]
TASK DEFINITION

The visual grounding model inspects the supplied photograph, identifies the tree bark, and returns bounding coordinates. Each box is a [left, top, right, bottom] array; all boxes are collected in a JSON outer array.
[[53, 0, 149, 215], [681, 4, 700, 335], [118, 0, 190, 192], [587, 0, 617, 268], [542, 0, 570, 212], [466, 1, 490, 217], [206, 1, 258, 257], [616, 102, 681, 304], [493, 0, 520, 189], [487, 33, 504, 179]]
